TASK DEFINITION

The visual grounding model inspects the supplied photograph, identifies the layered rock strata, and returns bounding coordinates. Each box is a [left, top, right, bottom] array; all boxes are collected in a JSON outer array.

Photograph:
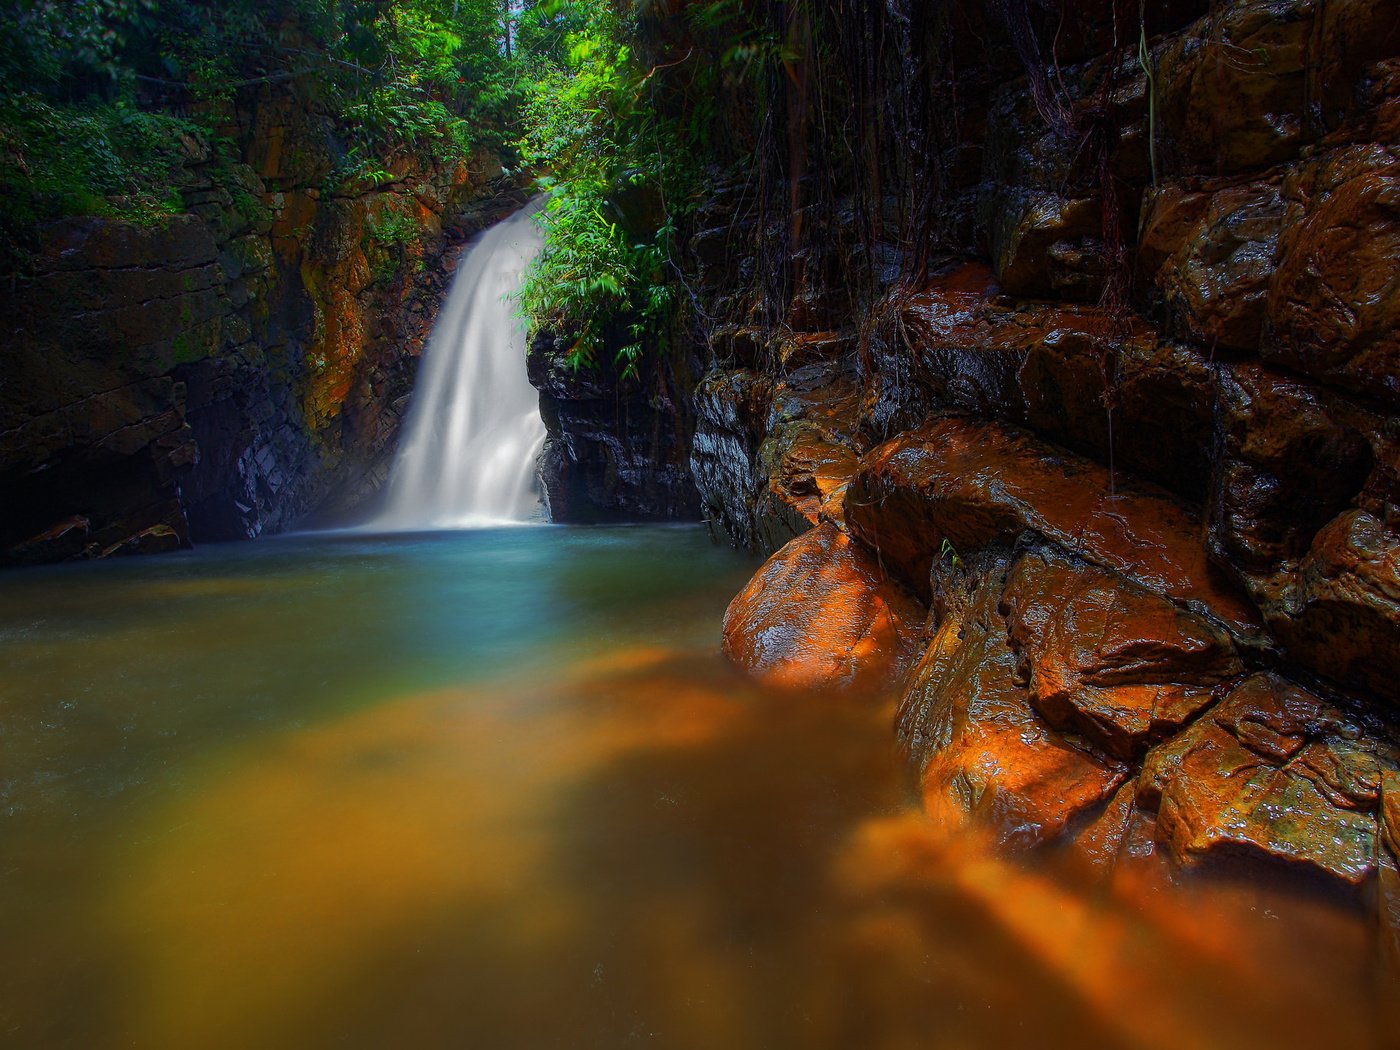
[[0, 85, 526, 566], [703, 0, 1400, 941]]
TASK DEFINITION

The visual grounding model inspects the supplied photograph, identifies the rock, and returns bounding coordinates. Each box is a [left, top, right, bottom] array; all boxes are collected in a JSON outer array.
[[845, 416, 1262, 640], [867, 266, 1217, 502], [529, 330, 701, 524], [755, 362, 866, 545], [691, 367, 775, 547], [1157, 0, 1314, 174], [1208, 363, 1374, 573], [1152, 179, 1283, 350], [722, 521, 925, 692], [1003, 547, 1243, 760], [1265, 509, 1400, 704], [988, 190, 1104, 300], [98, 523, 185, 559], [1067, 779, 1163, 878], [898, 558, 1128, 849], [1266, 147, 1400, 406], [1139, 673, 1398, 886], [1380, 774, 1400, 1011]]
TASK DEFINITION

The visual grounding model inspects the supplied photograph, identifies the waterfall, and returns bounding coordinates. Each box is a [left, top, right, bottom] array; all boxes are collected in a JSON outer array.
[[375, 202, 546, 529]]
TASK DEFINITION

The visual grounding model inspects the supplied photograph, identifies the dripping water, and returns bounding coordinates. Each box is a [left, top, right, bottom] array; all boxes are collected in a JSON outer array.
[[375, 201, 545, 529]]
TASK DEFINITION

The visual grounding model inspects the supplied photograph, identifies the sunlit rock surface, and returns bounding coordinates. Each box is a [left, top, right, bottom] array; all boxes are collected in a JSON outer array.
[[722, 522, 923, 692]]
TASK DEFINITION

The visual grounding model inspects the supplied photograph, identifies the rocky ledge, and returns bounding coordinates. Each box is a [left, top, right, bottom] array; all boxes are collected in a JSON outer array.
[[700, 0, 1400, 962]]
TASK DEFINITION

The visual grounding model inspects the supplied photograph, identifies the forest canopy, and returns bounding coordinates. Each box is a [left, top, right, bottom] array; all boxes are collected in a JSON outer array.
[[0, 0, 778, 367]]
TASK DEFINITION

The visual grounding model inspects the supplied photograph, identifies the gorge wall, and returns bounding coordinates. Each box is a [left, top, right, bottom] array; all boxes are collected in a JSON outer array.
[[0, 80, 526, 567], [670, 0, 1400, 956]]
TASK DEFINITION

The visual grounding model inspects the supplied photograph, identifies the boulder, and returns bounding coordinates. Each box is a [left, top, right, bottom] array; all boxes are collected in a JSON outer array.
[[1152, 179, 1283, 351], [690, 368, 775, 548], [722, 521, 925, 691], [1208, 363, 1374, 573], [898, 559, 1128, 849], [1140, 673, 1399, 886], [1004, 547, 1243, 760], [1265, 509, 1400, 704], [846, 416, 1261, 640], [1266, 147, 1400, 405]]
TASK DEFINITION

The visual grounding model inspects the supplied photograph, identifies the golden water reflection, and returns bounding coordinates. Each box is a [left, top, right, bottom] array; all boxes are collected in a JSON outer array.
[[0, 529, 1387, 1049], [107, 646, 1379, 1050]]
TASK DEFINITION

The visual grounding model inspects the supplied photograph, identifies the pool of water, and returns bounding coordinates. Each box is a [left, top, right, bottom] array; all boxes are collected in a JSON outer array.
[[0, 526, 1386, 1048]]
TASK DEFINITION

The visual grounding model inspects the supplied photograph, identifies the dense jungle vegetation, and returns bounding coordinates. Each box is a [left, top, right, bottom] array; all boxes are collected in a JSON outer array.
[[0, 0, 786, 369]]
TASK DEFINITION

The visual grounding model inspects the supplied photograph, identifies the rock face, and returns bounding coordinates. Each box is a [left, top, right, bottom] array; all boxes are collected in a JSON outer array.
[[693, 0, 1400, 929], [722, 522, 923, 692], [0, 84, 527, 566], [528, 331, 700, 523]]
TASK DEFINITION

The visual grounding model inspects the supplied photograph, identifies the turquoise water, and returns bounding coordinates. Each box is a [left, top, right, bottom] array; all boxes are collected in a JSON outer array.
[[0, 527, 1381, 1049]]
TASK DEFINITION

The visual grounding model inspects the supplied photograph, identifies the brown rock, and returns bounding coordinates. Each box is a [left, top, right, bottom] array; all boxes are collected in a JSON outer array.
[[1154, 180, 1283, 351], [1380, 774, 1400, 1014], [899, 560, 1128, 849], [1157, 0, 1313, 174], [1140, 673, 1397, 886], [1209, 363, 1374, 573], [722, 522, 925, 692], [1067, 779, 1162, 878], [1267, 148, 1400, 404], [846, 416, 1261, 640], [990, 191, 1104, 300], [1004, 548, 1243, 760], [1266, 509, 1400, 704], [756, 363, 866, 543]]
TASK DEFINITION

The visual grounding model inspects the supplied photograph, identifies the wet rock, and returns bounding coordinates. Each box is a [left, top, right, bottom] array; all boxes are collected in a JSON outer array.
[[755, 362, 866, 545], [1208, 363, 1374, 573], [1139, 673, 1399, 886], [1380, 774, 1400, 1004], [1004, 547, 1243, 760], [691, 368, 775, 547], [1151, 180, 1283, 350], [1264, 509, 1400, 704], [529, 330, 700, 524], [1157, 0, 1314, 174], [898, 558, 1128, 849], [1266, 147, 1400, 405], [722, 521, 925, 691], [846, 416, 1261, 640], [988, 191, 1104, 300], [1067, 779, 1163, 878], [866, 266, 1216, 502]]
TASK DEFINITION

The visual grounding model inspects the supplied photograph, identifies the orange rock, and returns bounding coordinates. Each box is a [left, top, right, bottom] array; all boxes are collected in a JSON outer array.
[[1267, 509, 1400, 705], [1267, 147, 1400, 405], [1140, 673, 1398, 886], [721, 522, 924, 692], [1380, 774, 1400, 1021], [846, 416, 1262, 641], [1067, 779, 1163, 880], [898, 561, 1127, 850], [1004, 548, 1243, 759], [1153, 180, 1283, 351]]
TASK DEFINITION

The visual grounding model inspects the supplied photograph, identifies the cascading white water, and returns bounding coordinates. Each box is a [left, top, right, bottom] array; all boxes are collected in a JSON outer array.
[[375, 202, 546, 529]]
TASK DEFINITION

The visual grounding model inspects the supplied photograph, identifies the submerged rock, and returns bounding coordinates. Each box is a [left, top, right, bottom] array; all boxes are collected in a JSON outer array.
[[721, 521, 924, 692]]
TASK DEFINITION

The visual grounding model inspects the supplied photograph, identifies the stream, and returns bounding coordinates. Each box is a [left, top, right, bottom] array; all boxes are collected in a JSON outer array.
[[0, 525, 1384, 1049]]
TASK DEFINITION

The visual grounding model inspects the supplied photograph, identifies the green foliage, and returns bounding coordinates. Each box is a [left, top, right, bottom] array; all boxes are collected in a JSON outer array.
[[0, 0, 529, 255], [0, 90, 197, 269], [515, 0, 702, 372]]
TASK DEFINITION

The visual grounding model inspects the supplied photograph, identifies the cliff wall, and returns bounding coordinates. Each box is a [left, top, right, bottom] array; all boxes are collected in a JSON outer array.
[[697, 0, 1400, 935], [0, 82, 526, 566]]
